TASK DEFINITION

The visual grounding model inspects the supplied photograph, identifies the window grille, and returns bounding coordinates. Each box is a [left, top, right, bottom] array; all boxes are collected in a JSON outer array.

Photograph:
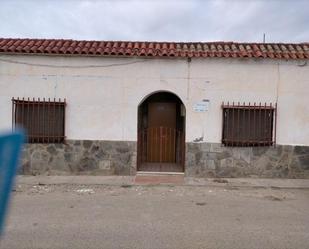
[[221, 102, 277, 147], [12, 98, 66, 143]]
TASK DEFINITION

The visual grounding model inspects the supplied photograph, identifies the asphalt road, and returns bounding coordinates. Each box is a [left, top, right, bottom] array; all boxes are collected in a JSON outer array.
[[1, 184, 309, 249]]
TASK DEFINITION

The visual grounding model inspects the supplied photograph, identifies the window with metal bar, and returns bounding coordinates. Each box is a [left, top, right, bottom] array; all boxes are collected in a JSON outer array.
[[12, 98, 66, 143], [221, 102, 277, 147]]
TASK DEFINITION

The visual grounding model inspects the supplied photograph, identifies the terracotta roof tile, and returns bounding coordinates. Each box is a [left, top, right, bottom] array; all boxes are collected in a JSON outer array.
[[0, 38, 308, 60]]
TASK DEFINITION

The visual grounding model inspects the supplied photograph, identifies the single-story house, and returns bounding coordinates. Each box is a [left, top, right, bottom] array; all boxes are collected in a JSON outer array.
[[0, 38, 308, 178]]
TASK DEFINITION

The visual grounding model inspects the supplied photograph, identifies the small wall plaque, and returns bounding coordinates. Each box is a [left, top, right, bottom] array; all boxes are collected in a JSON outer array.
[[193, 100, 209, 112]]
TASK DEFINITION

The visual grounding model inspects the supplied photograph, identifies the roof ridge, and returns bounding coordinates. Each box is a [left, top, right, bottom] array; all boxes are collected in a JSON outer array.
[[0, 37, 308, 45], [0, 38, 308, 59]]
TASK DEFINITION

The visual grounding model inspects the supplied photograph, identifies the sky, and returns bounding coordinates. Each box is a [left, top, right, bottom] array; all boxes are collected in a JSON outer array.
[[0, 0, 308, 43]]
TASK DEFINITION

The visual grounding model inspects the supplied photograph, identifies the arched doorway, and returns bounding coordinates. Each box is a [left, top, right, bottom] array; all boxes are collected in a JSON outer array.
[[137, 91, 186, 172]]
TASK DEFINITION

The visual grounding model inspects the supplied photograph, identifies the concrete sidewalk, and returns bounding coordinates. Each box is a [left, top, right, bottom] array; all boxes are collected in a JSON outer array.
[[15, 175, 309, 189]]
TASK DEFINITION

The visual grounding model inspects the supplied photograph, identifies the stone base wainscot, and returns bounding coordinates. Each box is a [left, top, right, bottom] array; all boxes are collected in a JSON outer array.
[[186, 143, 309, 178], [20, 140, 137, 176], [20, 140, 309, 178]]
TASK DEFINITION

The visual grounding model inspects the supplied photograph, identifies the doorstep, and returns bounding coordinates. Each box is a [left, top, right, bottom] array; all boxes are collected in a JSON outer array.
[[134, 172, 185, 185]]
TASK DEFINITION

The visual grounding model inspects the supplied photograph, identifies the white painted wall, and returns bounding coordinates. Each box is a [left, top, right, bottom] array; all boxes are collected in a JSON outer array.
[[0, 54, 308, 145]]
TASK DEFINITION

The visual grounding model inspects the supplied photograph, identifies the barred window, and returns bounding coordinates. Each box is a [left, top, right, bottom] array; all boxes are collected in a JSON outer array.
[[12, 98, 66, 143], [222, 102, 276, 147]]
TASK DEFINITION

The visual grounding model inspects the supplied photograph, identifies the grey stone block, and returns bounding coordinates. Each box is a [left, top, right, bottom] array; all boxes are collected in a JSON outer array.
[[294, 146, 309, 155], [46, 145, 57, 155], [206, 160, 216, 170], [298, 155, 309, 170], [210, 143, 224, 153], [83, 140, 93, 149]]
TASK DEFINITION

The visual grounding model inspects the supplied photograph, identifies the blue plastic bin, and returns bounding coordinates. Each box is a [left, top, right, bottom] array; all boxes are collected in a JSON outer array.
[[0, 131, 24, 235]]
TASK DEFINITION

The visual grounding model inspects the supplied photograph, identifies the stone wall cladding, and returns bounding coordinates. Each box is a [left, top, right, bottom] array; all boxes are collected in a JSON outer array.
[[186, 143, 309, 178], [20, 140, 309, 178], [20, 140, 137, 176]]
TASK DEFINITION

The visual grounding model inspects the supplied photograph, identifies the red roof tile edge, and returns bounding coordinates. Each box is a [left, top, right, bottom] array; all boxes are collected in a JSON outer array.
[[0, 38, 308, 60]]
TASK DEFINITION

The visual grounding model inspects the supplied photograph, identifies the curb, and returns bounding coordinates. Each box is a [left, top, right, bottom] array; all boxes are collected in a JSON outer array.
[[15, 176, 309, 190]]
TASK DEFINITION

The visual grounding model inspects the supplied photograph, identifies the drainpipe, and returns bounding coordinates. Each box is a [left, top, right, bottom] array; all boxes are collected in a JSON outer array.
[[186, 57, 191, 101], [274, 62, 281, 147], [276, 62, 280, 105]]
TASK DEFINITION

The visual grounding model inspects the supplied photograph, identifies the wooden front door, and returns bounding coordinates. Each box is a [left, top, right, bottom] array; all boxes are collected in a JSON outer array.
[[147, 102, 176, 163]]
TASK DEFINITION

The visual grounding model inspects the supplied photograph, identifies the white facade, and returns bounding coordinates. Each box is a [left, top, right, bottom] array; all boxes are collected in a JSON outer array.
[[0, 54, 308, 145]]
